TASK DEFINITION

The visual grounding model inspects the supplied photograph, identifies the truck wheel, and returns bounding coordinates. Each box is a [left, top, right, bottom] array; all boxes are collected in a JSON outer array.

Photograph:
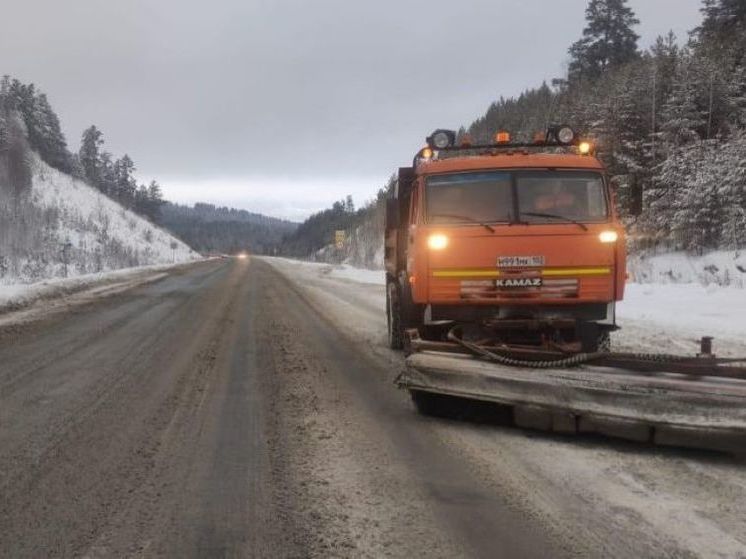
[[386, 282, 404, 349], [579, 323, 612, 353], [387, 280, 424, 350], [597, 331, 611, 353]]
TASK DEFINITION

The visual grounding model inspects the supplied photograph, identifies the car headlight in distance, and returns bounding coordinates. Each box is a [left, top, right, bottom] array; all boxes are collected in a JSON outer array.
[[427, 233, 448, 250], [556, 125, 576, 145], [599, 230, 618, 243]]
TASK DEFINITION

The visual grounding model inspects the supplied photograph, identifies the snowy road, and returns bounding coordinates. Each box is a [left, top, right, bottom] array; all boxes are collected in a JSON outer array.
[[1, 257, 745, 558]]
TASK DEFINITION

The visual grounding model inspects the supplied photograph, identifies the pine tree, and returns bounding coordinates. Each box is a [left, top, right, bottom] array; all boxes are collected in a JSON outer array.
[[113, 154, 137, 208], [568, 0, 640, 83], [695, 0, 746, 63], [146, 180, 165, 221], [79, 125, 104, 189], [657, 60, 706, 150], [30, 93, 72, 173], [98, 151, 116, 196]]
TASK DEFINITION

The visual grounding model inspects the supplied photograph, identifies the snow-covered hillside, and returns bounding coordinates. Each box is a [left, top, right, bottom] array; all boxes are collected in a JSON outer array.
[[0, 154, 197, 285]]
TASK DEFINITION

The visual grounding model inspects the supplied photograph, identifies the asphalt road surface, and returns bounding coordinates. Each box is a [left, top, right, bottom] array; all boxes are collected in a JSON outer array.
[[2, 257, 745, 558]]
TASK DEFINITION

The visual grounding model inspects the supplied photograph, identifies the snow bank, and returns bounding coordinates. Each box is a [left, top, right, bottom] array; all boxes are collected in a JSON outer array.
[[265, 257, 385, 285], [0, 261, 191, 312], [628, 250, 746, 288], [619, 282, 746, 341]]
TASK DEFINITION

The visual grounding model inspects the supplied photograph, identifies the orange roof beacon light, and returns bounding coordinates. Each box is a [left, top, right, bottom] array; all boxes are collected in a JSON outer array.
[[578, 141, 592, 155], [495, 131, 511, 143], [420, 147, 434, 160]]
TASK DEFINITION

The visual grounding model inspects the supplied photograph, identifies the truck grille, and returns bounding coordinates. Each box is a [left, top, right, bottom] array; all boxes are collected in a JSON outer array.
[[459, 278, 579, 299]]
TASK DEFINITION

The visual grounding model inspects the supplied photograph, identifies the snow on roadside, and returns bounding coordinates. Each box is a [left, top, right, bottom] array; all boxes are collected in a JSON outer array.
[[628, 250, 746, 288], [266, 257, 385, 286], [0, 260, 201, 313], [618, 283, 746, 345]]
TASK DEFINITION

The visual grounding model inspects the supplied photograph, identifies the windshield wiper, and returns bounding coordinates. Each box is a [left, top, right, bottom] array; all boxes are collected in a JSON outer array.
[[429, 213, 496, 233], [520, 212, 588, 231]]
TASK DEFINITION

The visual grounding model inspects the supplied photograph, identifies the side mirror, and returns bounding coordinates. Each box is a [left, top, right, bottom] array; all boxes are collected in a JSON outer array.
[[385, 198, 399, 229]]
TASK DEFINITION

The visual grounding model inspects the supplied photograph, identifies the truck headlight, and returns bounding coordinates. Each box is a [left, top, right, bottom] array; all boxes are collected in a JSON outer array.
[[427, 233, 448, 250], [599, 231, 618, 243]]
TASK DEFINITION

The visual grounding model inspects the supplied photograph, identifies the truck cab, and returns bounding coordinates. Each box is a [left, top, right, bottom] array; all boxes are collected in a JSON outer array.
[[385, 127, 626, 353]]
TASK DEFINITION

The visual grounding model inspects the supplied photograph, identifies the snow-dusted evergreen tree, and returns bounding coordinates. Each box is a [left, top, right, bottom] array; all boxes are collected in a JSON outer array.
[[79, 125, 104, 189], [113, 154, 137, 208], [657, 58, 706, 151], [568, 0, 640, 83], [694, 0, 746, 64], [1, 78, 73, 174], [718, 131, 746, 248]]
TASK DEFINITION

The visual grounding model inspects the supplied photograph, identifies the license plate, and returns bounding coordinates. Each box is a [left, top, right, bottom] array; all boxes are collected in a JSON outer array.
[[497, 256, 545, 268]]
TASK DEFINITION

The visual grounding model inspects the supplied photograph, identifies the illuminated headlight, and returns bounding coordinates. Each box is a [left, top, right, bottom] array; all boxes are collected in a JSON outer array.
[[556, 125, 576, 145], [427, 233, 449, 250], [427, 129, 456, 149], [599, 231, 618, 243]]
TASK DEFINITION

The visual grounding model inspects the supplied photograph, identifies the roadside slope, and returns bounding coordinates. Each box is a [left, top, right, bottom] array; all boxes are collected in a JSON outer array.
[[1, 153, 197, 287]]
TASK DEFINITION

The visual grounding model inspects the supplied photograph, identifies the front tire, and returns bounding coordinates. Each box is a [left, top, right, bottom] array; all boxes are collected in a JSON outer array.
[[596, 330, 611, 353], [386, 279, 423, 350], [386, 282, 404, 349]]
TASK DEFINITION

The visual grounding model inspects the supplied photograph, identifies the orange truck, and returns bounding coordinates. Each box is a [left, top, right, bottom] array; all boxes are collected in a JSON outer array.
[[385, 126, 626, 354], [388, 127, 746, 451]]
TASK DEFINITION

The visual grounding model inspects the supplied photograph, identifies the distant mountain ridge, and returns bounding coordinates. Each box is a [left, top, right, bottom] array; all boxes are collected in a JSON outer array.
[[161, 202, 297, 255]]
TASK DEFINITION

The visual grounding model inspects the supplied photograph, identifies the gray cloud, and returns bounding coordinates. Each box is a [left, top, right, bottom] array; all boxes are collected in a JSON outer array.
[[1, 0, 703, 219]]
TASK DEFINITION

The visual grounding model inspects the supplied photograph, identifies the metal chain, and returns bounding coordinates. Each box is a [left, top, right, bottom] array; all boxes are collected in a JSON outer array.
[[447, 330, 693, 369]]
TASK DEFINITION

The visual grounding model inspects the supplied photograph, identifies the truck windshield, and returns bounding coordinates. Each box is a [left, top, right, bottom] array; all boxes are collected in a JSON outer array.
[[516, 171, 608, 223], [426, 172, 513, 225], [425, 170, 608, 225]]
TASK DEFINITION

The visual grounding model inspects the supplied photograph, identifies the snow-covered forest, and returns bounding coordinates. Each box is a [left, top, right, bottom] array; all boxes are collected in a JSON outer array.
[[160, 202, 297, 255], [468, 0, 746, 254], [285, 0, 746, 277]]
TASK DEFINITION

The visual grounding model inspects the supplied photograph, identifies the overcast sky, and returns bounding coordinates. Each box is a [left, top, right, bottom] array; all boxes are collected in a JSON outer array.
[[1, 0, 703, 220]]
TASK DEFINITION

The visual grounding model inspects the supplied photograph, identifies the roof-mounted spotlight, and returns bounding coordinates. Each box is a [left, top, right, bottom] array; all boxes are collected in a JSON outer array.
[[426, 129, 456, 150], [549, 124, 577, 146]]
